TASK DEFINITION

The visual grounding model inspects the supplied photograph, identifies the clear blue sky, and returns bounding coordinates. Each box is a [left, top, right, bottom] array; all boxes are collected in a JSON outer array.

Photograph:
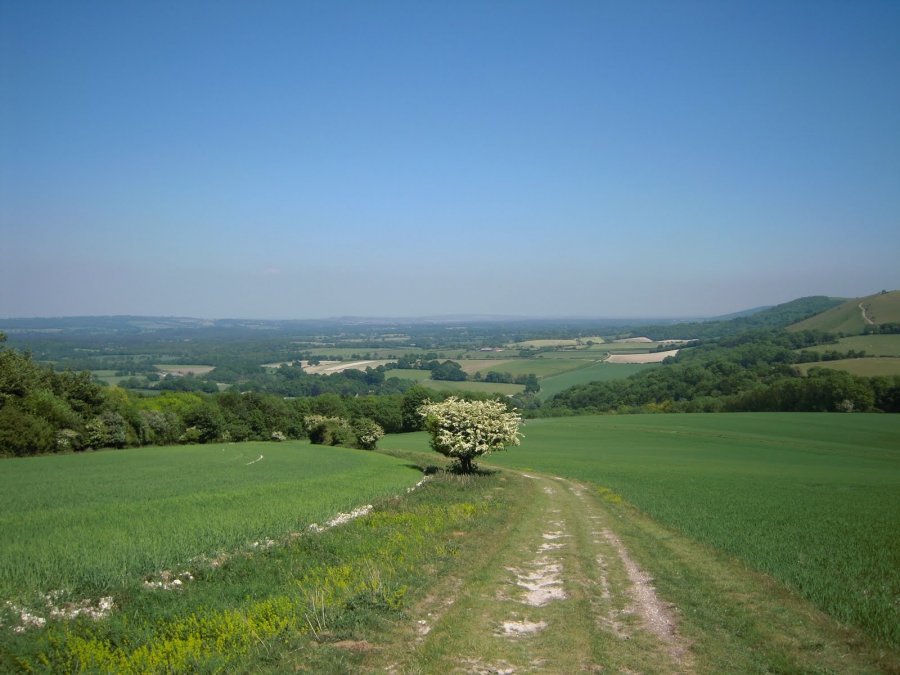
[[2, 1, 898, 319]]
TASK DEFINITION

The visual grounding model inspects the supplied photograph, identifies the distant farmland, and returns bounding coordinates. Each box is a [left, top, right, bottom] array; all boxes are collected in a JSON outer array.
[[538, 362, 653, 399]]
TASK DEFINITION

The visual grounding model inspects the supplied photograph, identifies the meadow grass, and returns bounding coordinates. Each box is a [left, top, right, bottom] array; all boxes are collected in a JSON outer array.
[[293, 347, 416, 359], [0, 442, 421, 602], [385, 368, 433, 381], [454, 359, 517, 375], [154, 364, 215, 375], [797, 356, 900, 376], [477, 413, 900, 648], [471, 357, 585, 378], [806, 333, 900, 357], [538, 362, 654, 399], [420, 379, 525, 395], [2, 461, 507, 674]]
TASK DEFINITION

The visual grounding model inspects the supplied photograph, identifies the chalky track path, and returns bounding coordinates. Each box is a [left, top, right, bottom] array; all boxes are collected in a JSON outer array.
[[375, 472, 692, 674]]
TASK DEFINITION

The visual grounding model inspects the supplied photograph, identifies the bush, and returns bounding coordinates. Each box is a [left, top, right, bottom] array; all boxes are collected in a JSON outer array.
[[419, 397, 522, 473]]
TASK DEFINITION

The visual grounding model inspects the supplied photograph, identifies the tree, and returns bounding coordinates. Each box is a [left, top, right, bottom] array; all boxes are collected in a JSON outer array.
[[419, 397, 522, 473], [401, 385, 432, 431]]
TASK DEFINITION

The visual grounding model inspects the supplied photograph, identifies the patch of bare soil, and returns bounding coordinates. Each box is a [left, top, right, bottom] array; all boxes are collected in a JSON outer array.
[[600, 527, 688, 660], [612, 337, 654, 343], [304, 360, 391, 375], [331, 639, 377, 652], [606, 349, 679, 364], [497, 619, 547, 637]]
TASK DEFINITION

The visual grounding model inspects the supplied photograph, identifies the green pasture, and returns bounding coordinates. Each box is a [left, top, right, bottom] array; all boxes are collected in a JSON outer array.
[[538, 362, 654, 399], [0, 442, 421, 601], [790, 300, 867, 334], [155, 364, 215, 375], [789, 292, 900, 335], [385, 368, 434, 381], [529, 342, 667, 359], [456, 358, 516, 375], [479, 413, 900, 647], [512, 339, 581, 348], [797, 357, 900, 377], [420, 379, 525, 396], [805, 334, 900, 357], [90, 370, 133, 386], [299, 347, 414, 359], [474, 357, 585, 378]]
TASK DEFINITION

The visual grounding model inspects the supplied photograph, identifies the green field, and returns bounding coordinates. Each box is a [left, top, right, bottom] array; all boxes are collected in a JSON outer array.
[[0, 442, 421, 601], [420, 379, 525, 395], [479, 357, 585, 378], [538, 361, 654, 399], [90, 369, 136, 386], [805, 333, 900, 357], [385, 368, 434, 381], [790, 291, 900, 335], [479, 413, 900, 647], [296, 347, 415, 359], [797, 357, 900, 376]]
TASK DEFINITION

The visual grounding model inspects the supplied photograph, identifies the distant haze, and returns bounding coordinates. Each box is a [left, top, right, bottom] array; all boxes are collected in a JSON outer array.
[[2, 2, 898, 320]]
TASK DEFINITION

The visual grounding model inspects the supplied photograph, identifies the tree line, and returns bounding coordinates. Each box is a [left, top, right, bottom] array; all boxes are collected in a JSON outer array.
[[0, 333, 518, 457]]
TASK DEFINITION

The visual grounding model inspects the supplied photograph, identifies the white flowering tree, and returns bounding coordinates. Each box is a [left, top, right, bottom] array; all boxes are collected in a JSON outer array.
[[419, 397, 522, 473]]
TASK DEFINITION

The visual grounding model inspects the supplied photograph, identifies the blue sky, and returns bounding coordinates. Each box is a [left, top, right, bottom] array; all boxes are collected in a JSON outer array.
[[2, 1, 898, 319]]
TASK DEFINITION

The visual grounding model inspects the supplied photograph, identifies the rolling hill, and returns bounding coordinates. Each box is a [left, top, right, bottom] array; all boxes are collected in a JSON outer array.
[[788, 290, 900, 335]]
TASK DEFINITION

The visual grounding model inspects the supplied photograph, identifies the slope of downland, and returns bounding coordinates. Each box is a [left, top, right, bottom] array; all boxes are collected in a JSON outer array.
[[7, 436, 895, 672], [789, 290, 900, 335], [638, 296, 845, 340], [0, 442, 422, 601], [487, 414, 900, 651], [364, 439, 895, 673]]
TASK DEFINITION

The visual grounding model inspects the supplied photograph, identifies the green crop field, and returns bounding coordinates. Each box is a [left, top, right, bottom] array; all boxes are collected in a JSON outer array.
[[480, 413, 900, 647], [489, 357, 585, 378], [455, 358, 516, 375], [806, 334, 900, 357], [0, 442, 421, 602], [797, 357, 900, 376], [790, 291, 900, 335], [420, 379, 525, 395], [538, 362, 654, 399], [297, 347, 415, 359], [385, 368, 433, 381], [90, 369, 134, 386]]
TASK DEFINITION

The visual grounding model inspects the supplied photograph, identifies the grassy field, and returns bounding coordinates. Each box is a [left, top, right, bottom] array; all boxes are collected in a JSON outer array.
[[90, 369, 136, 386], [5, 421, 898, 672], [790, 290, 900, 335], [480, 357, 586, 378], [0, 442, 421, 602], [421, 379, 525, 395], [481, 413, 900, 647], [296, 347, 415, 359], [538, 362, 654, 399], [385, 368, 433, 381], [155, 364, 215, 376], [1, 452, 504, 673], [805, 333, 900, 356], [797, 356, 900, 376]]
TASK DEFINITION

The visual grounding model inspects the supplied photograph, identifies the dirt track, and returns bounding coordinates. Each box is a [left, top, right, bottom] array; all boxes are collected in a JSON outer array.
[[373, 472, 692, 673]]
